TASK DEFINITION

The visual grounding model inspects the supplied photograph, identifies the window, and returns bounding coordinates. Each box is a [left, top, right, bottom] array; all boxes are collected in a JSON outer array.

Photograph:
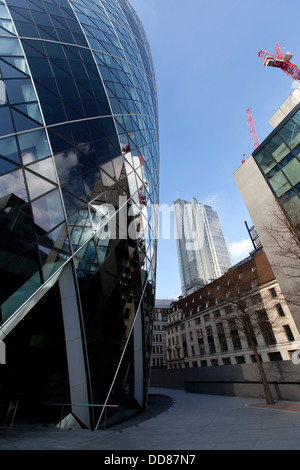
[[275, 303, 285, 317], [228, 319, 242, 350], [283, 324, 295, 341], [222, 357, 231, 365], [251, 265, 256, 272], [236, 355, 246, 364], [200, 360, 208, 367], [217, 322, 228, 352], [250, 354, 262, 363], [268, 352, 282, 361], [257, 310, 276, 345], [269, 287, 277, 298], [206, 326, 216, 353], [213, 309, 221, 318], [224, 305, 232, 315], [204, 314, 210, 322], [197, 329, 205, 355], [211, 359, 218, 366], [251, 279, 257, 288]]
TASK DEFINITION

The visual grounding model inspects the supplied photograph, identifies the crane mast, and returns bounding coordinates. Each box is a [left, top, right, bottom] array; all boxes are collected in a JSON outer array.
[[246, 108, 259, 151]]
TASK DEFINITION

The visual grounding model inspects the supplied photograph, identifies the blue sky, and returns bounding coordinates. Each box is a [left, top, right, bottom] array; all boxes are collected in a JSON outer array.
[[130, 0, 300, 300]]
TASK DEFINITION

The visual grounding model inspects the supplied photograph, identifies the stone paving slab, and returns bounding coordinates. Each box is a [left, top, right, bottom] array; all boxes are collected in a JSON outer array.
[[0, 388, 300, 451]]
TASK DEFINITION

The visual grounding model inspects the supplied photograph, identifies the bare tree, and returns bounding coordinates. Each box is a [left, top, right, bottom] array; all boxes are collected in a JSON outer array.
[[217, 267, 277, 405], [262, 200, 300, 309]]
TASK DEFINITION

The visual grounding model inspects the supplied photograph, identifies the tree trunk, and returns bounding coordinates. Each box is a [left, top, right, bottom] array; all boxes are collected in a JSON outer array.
[[247, 329, 275, 405]]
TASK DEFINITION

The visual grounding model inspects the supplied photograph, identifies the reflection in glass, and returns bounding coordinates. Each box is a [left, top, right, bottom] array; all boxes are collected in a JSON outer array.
[[18, 129, 51, 164], [0, 168, 27, 201], [31, 189, 65, 233]]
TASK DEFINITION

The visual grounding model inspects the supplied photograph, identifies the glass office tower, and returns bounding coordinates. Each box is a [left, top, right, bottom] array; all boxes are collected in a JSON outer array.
[[0, 0, 159, 429], [253, 107, 300, 222], [173, 198, 232, 296]]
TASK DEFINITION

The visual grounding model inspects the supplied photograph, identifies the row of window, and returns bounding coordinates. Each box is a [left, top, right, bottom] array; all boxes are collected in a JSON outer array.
[[168, 351, 284, 369]]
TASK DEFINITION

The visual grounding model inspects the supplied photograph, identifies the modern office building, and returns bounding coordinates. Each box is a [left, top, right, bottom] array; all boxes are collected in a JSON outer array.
[[166, 252, 300, 369], [234, 86, 300, 333], [0, 0, 159, 430], [173, 197, 232, 296]]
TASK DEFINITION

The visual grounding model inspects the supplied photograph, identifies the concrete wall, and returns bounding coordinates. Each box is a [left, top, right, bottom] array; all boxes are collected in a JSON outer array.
[[150, 361, 300, 401]]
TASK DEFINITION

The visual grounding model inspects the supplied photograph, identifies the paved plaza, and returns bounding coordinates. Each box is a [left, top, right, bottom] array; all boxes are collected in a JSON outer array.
[[0, 388, 300, 451]]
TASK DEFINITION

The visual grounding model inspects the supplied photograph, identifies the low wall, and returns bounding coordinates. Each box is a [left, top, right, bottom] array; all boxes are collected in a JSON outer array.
[[150, 361, 300, 401]]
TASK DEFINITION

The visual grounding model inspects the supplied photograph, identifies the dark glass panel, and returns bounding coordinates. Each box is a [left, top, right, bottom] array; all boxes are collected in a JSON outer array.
[[0, 197, 34, 239], [37, 25, 59, 41], [82, 98, 99, 118], [31, 10, 53, 27], [82, 167, 101, 200], [0, 59, 27, 79], [21, 38, 46, 58], [13, 102, 42, 124], [254, 147, 276, 174], [48, 127, 73, 153], [61, 188, 85, 217], [41, 99, 67, 125], [56, 77, 78, 99], [77, 152, 96, 174], [0, 107, 14, 137], [37, 221, 71, 253], [0, 156, 18, 175], [62, 176, 86, 201], [5, 79, 36, 104], [14, 20, 40, 37], [0, 135, 20, 163], [27, 57, 52, 78], [0, 244, 42, 324], [63, 99, 85, 120], [11, 108, 40, 132]]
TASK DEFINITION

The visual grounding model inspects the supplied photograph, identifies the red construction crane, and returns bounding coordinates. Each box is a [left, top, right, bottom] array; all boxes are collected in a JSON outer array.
[[258, 43, 300, 82], [246, 108, 259, 151]]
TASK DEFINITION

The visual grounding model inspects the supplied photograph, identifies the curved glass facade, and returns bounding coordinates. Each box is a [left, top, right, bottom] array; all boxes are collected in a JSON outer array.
[[0, 0, 159, 429]]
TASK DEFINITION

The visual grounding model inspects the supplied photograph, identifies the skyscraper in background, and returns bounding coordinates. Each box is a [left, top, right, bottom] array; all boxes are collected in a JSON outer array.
[[0, 0, 159, 430], [173, 198, 232, 296]]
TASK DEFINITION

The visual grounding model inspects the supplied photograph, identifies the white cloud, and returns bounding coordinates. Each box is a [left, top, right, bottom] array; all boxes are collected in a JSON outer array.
[[229, 238, 253, 262], [205, 194, 218, 206]]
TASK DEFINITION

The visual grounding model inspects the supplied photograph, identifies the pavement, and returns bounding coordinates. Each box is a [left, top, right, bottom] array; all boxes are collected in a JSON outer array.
[[1, 387, 300, 451]]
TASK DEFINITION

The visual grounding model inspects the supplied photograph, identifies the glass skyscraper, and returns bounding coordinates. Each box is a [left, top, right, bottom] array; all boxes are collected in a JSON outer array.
[[0, 0, 159, 430], [173, 198, 232, 296]]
